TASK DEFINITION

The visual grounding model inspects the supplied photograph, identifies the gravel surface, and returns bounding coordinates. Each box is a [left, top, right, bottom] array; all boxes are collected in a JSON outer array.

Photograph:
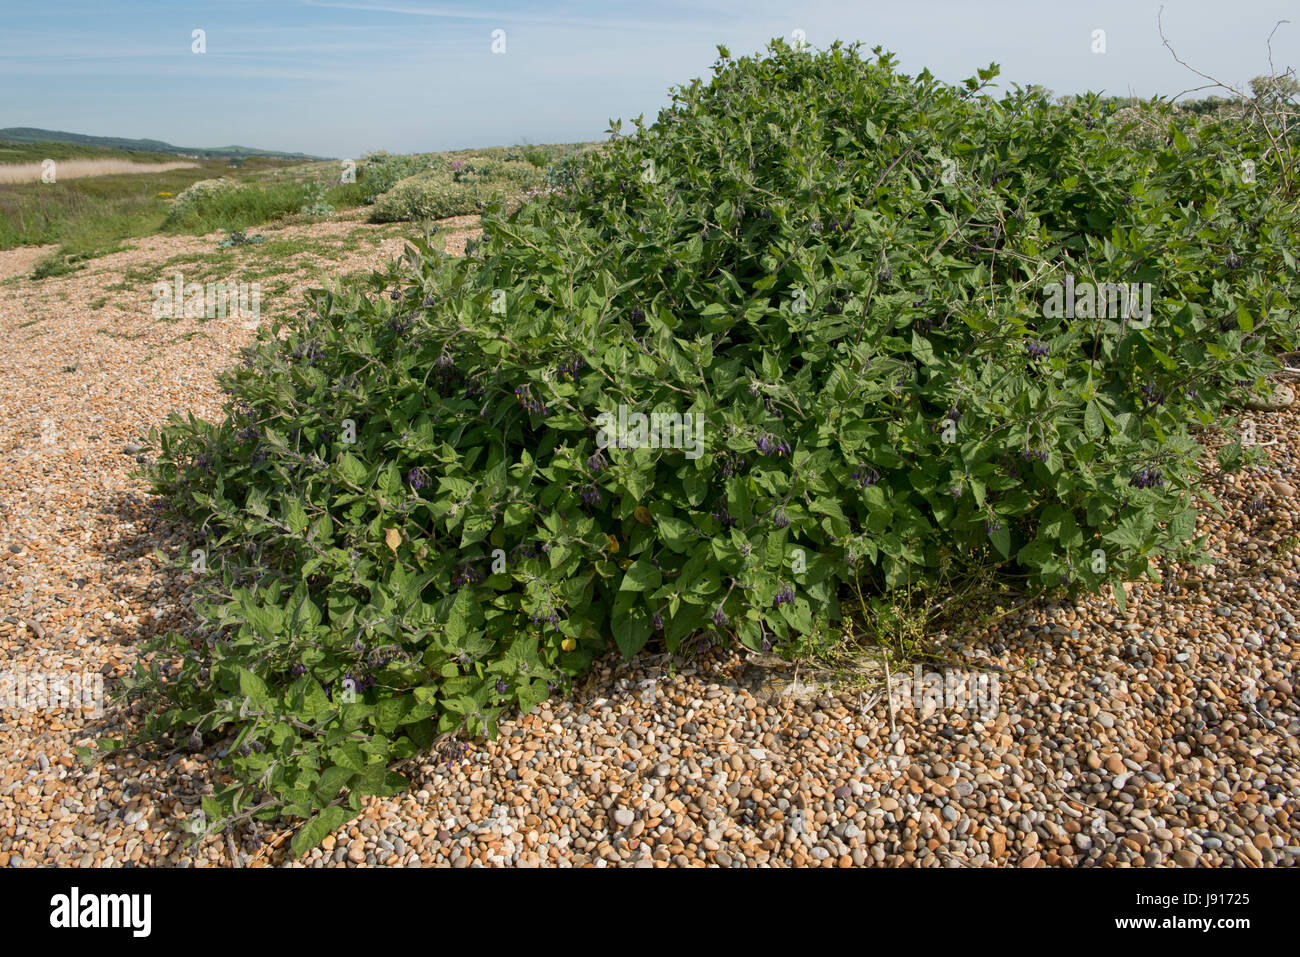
[[1, 222, 1296, 867]]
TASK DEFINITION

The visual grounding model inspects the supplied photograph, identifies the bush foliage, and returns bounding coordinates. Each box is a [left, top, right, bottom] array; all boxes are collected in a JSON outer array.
[[368, 156, 546, 222], [137, 40, 1300, 850], [164, 177, 327, 233]]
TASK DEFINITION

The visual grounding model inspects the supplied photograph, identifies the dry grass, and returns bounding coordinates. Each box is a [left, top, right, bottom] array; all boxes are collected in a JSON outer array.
[[0, 159, 198, 184]]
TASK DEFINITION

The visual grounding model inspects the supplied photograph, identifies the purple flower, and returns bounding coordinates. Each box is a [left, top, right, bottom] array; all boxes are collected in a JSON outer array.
[[580, 484, 603, 507], [773, 585, 795, 609], [711, 506, 736, 528], [757, 433, 791, 457], [290, 341, 325, 365], [452, 563, 484, 588], [290, 663, 306, 677], [712, 605, 730, 628], [531, 608, 561, 630], [772, 508, 790, 529], [853, 465, 880, 488], [652, 613, 664, 632], [440, 739, 468, 767], [556, 354, 585, 380], [407, 467, 429, 491], [1129, 467, 1166, 489], [587, 451, 607, 473], [1027, 341, 1049, 360], [1140, 384, 1166, 407], [514, 383, 548, 415], [720, 453, 748, 478], [495, 679, 508, 695]]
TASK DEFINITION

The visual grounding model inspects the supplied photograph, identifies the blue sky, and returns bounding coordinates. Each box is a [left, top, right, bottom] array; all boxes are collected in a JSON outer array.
[[1, 0, 1296, 158]]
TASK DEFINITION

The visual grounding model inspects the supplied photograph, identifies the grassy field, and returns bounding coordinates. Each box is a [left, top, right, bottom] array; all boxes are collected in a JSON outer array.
[[0, 150, 301, 256], [0, 139, 596, 265]]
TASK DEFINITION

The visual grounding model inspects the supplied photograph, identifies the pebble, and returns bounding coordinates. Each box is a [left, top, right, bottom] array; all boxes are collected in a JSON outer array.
[[2, 235, 1299, 872]]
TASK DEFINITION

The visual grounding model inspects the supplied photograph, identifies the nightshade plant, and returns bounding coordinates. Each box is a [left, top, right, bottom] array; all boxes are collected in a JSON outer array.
[[133, 40, 1299, 852]]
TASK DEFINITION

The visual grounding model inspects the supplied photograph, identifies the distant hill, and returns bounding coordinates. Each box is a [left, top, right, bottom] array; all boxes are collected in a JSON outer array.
[[0, 127, 329, 161]]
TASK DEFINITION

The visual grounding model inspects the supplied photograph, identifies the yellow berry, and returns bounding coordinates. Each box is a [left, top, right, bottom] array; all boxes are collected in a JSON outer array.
[[561, 637, 577, 652]]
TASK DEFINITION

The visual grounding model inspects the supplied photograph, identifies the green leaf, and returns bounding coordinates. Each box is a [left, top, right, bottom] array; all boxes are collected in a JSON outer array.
[[1084, 402, 1103, 440], [291, 805, 357, 857], [460, 514, 493, 546], [612, 608, 651, 657], [238, 668, 276, 711], [910, 331, 936, 365], [1236, 303, 1254, 334], [619, 559, 662, 592], [338, 453, 368, 486], [314, 765, 354, 804], [988, 523, 1011, 558]]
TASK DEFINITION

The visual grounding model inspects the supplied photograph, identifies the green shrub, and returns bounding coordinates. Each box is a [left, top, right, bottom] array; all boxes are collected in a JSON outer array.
[[164, 178, 236, 220], [544, 154, 585, 190], [325, 180, 368, 209], [163, 177, 313, 233], [216, 228, 267, 248], [137, 40, 1299, 850], [31, 251, 86, 280], [358, 151, 437, 203], [299, 182, 336, 218], [367, 159, 545, 222], [521, 146, 551, 168]]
